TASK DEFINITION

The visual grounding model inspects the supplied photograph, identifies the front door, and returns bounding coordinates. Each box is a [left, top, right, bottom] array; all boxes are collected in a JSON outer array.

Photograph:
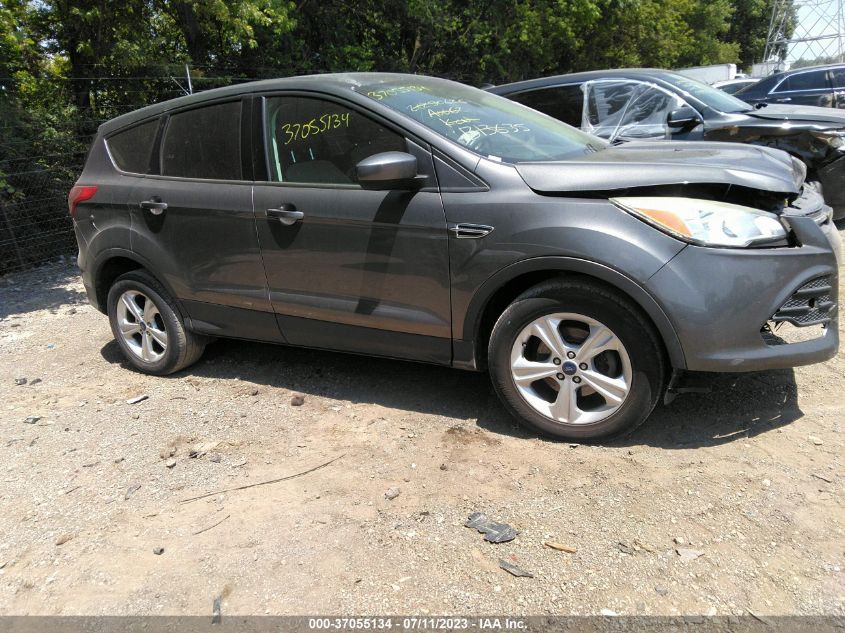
[[252, 94, 452, 364]]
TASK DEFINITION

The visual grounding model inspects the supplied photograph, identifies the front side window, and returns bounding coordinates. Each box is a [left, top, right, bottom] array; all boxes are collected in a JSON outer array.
[[356, 77, 605, 163], [659, 72, 751, 113], [508, 85, 585, 127], [585, 81, 685, 142], [161, 101, 242, 180], [264, 96, 406, 184], [774, 70, 829, 93], [585, 81, 639, 131], [107, 119, 159, 174]]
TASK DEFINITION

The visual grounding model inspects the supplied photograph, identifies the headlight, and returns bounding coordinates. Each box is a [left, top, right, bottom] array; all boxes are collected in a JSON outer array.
[[610, 197, 787, 247]]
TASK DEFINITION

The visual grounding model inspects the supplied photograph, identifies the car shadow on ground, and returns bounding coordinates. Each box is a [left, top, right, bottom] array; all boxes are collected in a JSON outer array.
[[0, 263, 87, 321], [101, 337, 803, 450]]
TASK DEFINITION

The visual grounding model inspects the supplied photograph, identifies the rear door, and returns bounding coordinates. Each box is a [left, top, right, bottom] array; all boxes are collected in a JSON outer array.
[[128, 98, 279, 342], [251, 93, 452, 364], [768, 69, 833, 107]]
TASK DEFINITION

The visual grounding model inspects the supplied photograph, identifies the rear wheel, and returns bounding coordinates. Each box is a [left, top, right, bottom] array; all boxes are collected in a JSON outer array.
[[107, 270, 206, 375], [488, 279, 666, 441]]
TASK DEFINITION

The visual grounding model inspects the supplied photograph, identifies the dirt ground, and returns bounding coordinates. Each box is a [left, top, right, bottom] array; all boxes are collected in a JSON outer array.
[[0, 229, 843, 618]]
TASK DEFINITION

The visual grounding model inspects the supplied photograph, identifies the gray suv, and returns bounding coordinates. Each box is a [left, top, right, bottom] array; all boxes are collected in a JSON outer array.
[[70, 73, 841, 440]]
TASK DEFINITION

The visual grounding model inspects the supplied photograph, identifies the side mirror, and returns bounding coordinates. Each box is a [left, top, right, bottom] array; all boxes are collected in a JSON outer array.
[[667, 106, 701, 130], [355, 151, 425, 190]]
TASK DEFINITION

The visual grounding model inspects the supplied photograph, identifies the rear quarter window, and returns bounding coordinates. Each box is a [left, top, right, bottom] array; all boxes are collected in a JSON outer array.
[[161, 101, 242, 180], [106, 119, 159, 174]]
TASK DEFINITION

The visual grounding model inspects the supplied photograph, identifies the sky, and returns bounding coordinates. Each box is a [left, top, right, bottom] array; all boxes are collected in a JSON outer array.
[[787, 0, 844, 62]]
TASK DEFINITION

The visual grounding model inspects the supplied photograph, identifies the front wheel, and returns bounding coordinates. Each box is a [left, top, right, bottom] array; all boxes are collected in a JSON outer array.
[[488, 279, 666, 441], [107, 270, 206, 375]]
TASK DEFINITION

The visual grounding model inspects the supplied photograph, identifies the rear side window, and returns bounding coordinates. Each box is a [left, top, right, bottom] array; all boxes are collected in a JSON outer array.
[[107, 120, 159, 174], [774, 70, 828, 92], [161, 101, 242, 180], [509, 85, 584, 127]]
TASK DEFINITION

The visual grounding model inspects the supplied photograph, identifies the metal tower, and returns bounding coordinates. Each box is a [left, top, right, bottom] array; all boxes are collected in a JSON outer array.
[[762, 0, 845, 65]]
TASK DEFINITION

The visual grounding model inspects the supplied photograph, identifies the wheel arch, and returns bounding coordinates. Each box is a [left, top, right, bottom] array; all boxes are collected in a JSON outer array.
[[92, 249, 184, 318], [462, 257, 686, 371]]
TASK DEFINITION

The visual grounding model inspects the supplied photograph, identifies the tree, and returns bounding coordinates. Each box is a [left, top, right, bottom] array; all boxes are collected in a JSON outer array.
[[727, 0, 796, 70]]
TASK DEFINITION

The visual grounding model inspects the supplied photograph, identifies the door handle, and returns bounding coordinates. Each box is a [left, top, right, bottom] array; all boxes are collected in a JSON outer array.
[[267, 203, 304, 226], [776, 97, 792, 102], [140, 198, 167, 215]]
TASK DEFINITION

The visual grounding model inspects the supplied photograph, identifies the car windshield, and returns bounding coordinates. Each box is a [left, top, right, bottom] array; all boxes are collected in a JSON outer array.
[[661, 73, 752, 113], [355, 77, 606, 163]]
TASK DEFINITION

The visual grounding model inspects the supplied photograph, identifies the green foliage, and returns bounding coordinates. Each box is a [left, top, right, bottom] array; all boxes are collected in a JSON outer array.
[[728, 0, 795, 70], [791, 54, 844, 69]]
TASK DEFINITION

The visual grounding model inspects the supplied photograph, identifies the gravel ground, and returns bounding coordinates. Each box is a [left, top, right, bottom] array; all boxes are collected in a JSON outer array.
[[0, 228, 843, 617]]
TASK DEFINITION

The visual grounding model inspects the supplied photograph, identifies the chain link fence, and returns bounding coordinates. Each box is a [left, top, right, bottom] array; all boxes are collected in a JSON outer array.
[[1, 145, 89, 274]]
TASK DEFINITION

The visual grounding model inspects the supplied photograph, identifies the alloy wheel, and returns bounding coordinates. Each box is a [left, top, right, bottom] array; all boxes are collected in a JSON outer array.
[[116, 290, 168, 362], [509, 312, 632, 425]]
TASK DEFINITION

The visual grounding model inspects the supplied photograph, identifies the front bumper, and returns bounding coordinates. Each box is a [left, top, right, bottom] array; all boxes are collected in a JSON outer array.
[[647, 215, 840, 372]]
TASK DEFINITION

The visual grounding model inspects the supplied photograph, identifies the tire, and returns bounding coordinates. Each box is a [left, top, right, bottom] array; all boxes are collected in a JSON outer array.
[[488, 278, 666, 441], [107, 270, 206, 375]]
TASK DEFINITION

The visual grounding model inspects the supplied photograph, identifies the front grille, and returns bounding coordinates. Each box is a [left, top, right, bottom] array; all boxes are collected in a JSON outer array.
[[770, 276, 835, 327]]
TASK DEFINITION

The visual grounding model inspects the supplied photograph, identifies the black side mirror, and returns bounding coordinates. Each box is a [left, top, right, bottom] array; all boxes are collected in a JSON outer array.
[[667, 106, 702, 130], [355, 151, 425, 190]]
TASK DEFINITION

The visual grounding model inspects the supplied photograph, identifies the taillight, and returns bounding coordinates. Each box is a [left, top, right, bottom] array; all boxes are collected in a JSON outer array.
[[68, 185, 98, 218]]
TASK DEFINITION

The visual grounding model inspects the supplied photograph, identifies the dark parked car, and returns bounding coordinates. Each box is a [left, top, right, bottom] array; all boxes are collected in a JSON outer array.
[[70, 73, 840, 441], [489, 68, 845, 219], [735, 64, 845, 108]]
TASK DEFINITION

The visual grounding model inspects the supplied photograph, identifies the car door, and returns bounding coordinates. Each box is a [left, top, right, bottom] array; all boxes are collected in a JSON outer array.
[[128, 98, 280, 342], [768, 69, 833, 107], [583, 80, 694, 142], [251, 93, 452, 364]]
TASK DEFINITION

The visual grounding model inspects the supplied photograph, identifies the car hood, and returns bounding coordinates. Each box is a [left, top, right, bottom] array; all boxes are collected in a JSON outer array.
[[743, 104, 845, 125], [515, 141, 804, 195]]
